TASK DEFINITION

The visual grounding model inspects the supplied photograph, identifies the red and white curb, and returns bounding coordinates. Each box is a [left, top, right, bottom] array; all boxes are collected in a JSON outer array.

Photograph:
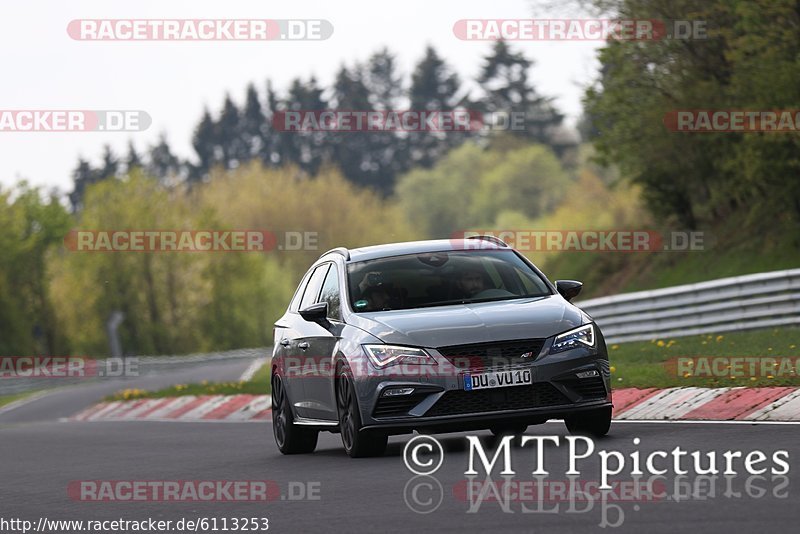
[[70, 387, 800, 423], [71, 395, 272, 423], [613, 386, 800, 421]]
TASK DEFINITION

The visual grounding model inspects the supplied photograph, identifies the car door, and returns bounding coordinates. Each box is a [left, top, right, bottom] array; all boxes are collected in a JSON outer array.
[[301, 262, 344, 421], [279, 263, 330, 419]]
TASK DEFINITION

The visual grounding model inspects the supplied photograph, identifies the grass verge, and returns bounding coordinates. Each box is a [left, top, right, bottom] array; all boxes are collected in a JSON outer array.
[[0, 390, 39, 410], [609, 326, 800, 389], [539, 219, 800, 299], [106, 360, 271, 401]]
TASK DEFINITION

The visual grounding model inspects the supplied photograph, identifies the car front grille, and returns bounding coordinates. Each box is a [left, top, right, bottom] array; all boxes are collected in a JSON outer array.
[[424, 382, 570, 417], [436, 338, 546, 370]]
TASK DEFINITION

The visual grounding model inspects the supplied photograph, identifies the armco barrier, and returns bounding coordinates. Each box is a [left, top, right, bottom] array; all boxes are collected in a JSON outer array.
[[576, 269, 800, 343]]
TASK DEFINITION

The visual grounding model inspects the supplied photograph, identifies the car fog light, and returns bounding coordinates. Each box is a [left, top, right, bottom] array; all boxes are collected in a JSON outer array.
[[576, 370, 599, 378]]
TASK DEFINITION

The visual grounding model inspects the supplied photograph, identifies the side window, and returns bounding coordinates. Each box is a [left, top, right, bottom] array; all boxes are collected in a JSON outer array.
[[299, 264, 330, 311], [318, 264, 342, 320], [289, 270, 313, 311]]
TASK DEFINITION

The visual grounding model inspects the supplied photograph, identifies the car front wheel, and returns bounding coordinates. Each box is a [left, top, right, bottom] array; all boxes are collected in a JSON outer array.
[[272, 373, 318, 454], [564, 406, 612, 438], [336, 366, 387, 458]]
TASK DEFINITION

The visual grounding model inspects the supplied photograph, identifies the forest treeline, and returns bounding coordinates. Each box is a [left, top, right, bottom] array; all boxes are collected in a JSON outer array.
[[3, 0, 799, 356]]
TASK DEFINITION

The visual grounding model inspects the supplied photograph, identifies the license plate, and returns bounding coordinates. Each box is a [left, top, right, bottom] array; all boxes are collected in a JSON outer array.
[[463, 369, 532, 391]]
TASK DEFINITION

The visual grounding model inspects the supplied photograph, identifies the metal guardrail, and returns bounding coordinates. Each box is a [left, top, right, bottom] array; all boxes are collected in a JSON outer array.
[[576, 269, 800, 343], [0, 348, 269, 396]]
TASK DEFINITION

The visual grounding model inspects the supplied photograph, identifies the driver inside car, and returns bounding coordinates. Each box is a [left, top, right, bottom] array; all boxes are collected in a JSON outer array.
[[455, 266, 488, 298]]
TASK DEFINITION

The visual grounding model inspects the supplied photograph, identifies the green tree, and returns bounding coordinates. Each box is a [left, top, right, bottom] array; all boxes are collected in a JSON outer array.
[[191, 107, 219, 181], [217, 94, 245, 168], [477, 41, 565, 151], [0, 183, 71, 355], [408, 45, 466, 168], [584, 0, 800, 228], [239, 83, 267, 162]]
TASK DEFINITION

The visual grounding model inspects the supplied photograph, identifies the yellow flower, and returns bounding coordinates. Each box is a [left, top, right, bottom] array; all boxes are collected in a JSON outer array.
[[767, 375, 774, 379], [611, 345, 619, 350], [715, 335, 724, 342], [610, 366, 616, 373], [657, 340, 665, 347], [750, 377, 757, 381]]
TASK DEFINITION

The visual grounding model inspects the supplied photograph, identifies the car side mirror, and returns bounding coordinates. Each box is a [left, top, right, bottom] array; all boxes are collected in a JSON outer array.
[[555, 280, 583, 302], [299, 302, 330, 325]]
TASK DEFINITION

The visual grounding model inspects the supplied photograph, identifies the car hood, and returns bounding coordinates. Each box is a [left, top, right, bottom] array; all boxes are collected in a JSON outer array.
[[351, 295, 586, 348]]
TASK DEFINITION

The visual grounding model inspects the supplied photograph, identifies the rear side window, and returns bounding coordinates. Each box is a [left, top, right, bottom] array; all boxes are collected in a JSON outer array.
[[299, 264, 330, 311]]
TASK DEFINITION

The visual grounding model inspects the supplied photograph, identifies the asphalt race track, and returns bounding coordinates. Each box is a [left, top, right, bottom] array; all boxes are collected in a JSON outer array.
[[0, 358, 255, 424], [0, 359, 795, 533]]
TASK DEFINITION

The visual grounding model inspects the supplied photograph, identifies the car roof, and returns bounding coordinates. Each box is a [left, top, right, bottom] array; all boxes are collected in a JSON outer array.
[[326, 238, 509, 263]]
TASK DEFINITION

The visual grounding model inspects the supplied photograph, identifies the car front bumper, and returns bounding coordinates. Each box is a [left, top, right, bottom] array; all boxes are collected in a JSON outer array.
[[354, 343, 612, 434]]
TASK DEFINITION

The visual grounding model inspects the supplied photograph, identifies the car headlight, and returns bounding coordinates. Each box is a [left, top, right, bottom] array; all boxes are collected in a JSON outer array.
[[363, 344, 435, 368], [550, 324, 595, 354]]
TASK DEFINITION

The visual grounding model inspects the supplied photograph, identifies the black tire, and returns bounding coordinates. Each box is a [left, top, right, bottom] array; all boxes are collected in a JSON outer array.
[[490, 424, 528, 437], [336, 366, 388, 458], [564, 406, 612, 438], [272, 373, 318, 454]]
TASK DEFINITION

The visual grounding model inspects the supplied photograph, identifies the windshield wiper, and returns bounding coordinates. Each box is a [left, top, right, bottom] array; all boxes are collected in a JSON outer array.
[[423, 293, 549, 307]]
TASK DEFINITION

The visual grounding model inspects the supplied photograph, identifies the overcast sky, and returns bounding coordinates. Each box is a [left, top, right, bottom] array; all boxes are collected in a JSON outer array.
[[0, 0, 601, 193]]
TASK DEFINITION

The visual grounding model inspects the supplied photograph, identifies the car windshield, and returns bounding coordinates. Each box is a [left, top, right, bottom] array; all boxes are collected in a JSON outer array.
[[347, 250, 551, 312]]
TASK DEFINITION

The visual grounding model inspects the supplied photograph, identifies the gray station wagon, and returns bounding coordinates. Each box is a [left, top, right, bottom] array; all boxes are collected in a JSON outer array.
[[271, 236, 612, 457]]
